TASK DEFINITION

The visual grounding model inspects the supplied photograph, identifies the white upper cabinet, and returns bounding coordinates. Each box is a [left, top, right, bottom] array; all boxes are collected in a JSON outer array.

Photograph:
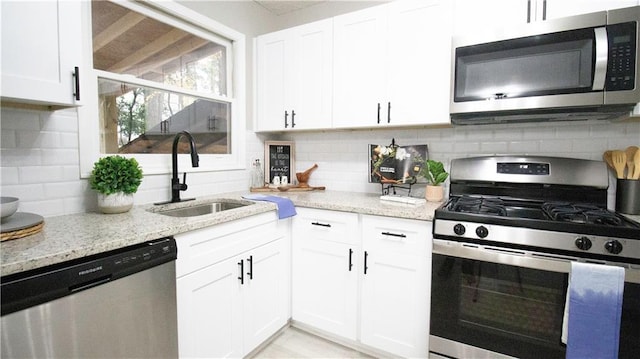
[[1, 1, 82, 107], [453, 0, 639, 35], [333, 0, 453, 128], [256, 19, 333, 131], [453, 0, 530, 35], [332, 5, 387, 128], [545, 0, 639, 19]]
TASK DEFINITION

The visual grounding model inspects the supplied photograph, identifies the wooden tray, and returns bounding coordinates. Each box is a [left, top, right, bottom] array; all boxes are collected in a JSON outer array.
[[250, 185, 325, 192], [1, 212, 45, 241]]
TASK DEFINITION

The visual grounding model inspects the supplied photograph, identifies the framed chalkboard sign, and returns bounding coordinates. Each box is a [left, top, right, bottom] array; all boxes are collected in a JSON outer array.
[[265, 141, 295, 185]]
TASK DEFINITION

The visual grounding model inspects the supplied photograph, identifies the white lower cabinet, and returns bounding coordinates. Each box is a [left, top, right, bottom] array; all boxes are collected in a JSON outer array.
[[361, 215, 431, 358], [292, 208, 432, 358], [292, 208, 360, 340], [175, 212, 289, 358]]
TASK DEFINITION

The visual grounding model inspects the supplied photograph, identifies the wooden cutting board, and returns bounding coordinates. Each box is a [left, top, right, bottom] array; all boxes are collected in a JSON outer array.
[[250, 185, 326, 192]]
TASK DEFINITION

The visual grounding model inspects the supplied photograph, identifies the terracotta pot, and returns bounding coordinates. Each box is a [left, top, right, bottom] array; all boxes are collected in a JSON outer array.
[[425, 185, 444, 202], [97, 192, 134, 214]]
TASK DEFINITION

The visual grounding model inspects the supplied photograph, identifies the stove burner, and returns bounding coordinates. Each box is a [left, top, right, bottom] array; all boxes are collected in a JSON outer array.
[[448, 197, 507, 216], [541, 202, 623, 226]]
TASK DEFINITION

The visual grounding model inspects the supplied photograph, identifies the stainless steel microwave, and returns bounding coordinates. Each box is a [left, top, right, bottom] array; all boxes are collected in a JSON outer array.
[[450, 6, 640, 125]]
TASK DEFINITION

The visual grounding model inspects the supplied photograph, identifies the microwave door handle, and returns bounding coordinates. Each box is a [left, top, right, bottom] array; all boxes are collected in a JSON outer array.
[[593, 27, 608, 91]]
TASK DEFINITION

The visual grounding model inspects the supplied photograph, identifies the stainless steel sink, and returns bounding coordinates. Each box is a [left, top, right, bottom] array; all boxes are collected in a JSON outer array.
[[156, 201, 252, 217]]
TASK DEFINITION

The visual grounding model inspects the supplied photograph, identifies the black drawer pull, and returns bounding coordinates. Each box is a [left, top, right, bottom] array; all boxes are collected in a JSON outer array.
[[73, 66, 80, 101], [247, 255, 253, 280], [348, 248, 353, 272], [382, 231, 406, 238], [364, 251, 369, 275], [311, 222, 331, 227], [284, 111, 289, 128], [238, 259, 244, 284]]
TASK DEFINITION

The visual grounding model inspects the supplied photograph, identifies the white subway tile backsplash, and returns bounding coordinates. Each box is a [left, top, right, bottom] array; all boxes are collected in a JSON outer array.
[[1, 167, 19, 185], [1, 104, 638, 217]]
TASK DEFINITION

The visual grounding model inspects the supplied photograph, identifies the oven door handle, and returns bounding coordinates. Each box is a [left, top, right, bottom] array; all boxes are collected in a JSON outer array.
[[433, 239, 640, 284]]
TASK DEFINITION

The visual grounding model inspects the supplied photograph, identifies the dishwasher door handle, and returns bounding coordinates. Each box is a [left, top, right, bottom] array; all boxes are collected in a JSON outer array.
[[69, 275, 112, 293]]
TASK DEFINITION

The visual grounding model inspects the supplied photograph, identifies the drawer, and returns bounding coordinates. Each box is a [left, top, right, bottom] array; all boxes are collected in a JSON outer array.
[[175, 212, 283, 277], [362, 214, 431, 255], [292, 208, 359, 245]]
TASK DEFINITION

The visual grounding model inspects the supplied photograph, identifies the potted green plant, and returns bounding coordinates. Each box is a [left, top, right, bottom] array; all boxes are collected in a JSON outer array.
[[419, 159, 449, 202], [89, 155, 143, 214]]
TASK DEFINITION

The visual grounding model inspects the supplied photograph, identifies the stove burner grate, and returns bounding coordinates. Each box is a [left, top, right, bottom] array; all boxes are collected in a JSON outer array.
[[541, 202, 623, 226], [449, 197, 507, 217]]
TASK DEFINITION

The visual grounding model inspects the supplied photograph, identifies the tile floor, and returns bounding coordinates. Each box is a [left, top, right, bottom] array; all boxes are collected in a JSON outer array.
[[250, 327, 373, 358]]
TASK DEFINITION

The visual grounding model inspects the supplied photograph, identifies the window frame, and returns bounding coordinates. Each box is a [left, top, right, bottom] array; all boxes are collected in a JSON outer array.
[[78, 0, 246, 177]]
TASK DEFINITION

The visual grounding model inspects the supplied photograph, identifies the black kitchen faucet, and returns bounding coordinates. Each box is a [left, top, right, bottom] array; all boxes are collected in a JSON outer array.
[[170, 131, 199, 203]]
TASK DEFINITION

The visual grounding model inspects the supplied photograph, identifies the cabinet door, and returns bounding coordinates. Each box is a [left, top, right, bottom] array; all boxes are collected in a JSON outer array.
[[256, 30, 291, 131], [453, 0, 530, 35], [1, 1, 82, 106], [290, 19, 334, 130], [242, 238, 289, 354], [387, 0, 453, 126], [291, 208, 359, 340], [177, 256, 243, 359], [545, 0, 639, 19], [360, 215, 431, 358], [333, 6, 387, 129]]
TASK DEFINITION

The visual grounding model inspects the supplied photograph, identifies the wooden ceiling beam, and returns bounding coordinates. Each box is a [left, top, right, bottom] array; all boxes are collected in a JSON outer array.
[[93, 11, 145, 52], [134, 37, 211, 77], [108, 28, 190, 73]]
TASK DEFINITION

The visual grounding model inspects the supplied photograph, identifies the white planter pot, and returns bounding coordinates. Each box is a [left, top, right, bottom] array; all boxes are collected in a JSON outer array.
[[97, 192, 134, 214], [425, 185, 444, 202]]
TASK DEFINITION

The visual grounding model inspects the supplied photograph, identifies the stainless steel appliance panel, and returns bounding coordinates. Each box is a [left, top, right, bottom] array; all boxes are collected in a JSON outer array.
[[1, 239, 178, 359]]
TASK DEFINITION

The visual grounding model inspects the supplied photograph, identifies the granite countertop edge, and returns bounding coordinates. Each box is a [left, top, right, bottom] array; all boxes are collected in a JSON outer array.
[[1, 190, 440, 276]]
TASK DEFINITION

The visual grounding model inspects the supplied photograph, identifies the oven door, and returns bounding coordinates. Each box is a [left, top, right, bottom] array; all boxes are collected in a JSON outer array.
[[430, 239, 640, 359]]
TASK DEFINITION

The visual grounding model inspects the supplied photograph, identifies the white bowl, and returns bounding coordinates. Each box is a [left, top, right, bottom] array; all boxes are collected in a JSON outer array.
[[1, 197, 19, 219]]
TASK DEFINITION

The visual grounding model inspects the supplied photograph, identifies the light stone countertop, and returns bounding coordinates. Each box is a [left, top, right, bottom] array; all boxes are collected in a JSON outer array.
[[1, 191, 441, 276]]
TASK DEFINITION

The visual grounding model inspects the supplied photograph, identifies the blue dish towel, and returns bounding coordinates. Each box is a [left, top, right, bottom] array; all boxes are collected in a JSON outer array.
[[562, 262, 625, 359], [242, 194, 297, 219]]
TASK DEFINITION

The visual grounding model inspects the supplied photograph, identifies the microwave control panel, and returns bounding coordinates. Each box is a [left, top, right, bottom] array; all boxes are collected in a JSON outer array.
[[606, 22, 637, 91]]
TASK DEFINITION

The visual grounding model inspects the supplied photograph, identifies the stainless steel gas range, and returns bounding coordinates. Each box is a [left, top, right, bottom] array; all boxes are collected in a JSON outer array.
[[430, 156, 640, 359]]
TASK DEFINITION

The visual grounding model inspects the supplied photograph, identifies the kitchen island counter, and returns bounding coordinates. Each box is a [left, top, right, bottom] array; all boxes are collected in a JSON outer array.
[[1, 191, 440, 276]]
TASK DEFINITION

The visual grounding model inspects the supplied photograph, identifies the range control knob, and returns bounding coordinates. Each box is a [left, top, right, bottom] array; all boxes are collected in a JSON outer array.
[[475, 226, 489, 238], [453, 223, 466, 236], [574, 236, 592, 251], [605, 240, 623, 255]]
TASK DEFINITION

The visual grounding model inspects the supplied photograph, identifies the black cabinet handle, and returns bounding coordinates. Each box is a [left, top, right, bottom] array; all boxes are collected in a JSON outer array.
[[311, 222, 331, 228], [542, 0, 547, 20], [382, 231, 406, 238], [377, 103, 381, 124], [238, 259, 244, 284], [291, 110, 296, 128], [364, 251, 369, 275], [527, 0, 531, 23], [284, 111, 289, 128], [73, 66, 80, 101], [387, 102, 391, 123], [348, 248, 353, 272], [247, 255, 253, 280]]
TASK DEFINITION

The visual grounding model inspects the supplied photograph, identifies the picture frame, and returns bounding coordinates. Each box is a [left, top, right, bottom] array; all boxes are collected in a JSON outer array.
[[264, 141, 295, 185]]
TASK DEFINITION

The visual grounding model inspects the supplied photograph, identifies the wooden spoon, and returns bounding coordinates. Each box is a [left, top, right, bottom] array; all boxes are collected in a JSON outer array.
[[611, 150, 627, 179], [603, 150, 614, 170], [633, 149, 640, 180], [625, 146, 639, 179]]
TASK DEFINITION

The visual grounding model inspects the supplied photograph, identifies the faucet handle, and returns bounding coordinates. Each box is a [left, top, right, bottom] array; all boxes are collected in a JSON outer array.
[[181, 172, 188, 190]]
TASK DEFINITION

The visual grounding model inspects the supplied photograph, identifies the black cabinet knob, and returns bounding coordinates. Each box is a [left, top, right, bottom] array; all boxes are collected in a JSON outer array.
[[605, 240, 623, 255], [453, 223, 466, 236], [475, 226, 488, 238], [575, 236, 592, 251]]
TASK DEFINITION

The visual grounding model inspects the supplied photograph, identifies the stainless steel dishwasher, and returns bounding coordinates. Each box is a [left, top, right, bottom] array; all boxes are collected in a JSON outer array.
[[1, 237, 178, 358]]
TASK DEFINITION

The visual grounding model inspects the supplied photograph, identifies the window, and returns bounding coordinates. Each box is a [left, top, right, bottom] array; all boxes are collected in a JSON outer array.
[[79, 0, 246, 176]]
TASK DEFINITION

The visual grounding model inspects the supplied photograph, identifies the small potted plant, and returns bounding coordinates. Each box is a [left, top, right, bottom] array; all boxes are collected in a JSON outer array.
[[90, 155, 143, 214], [419, 159, 449, 202]]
